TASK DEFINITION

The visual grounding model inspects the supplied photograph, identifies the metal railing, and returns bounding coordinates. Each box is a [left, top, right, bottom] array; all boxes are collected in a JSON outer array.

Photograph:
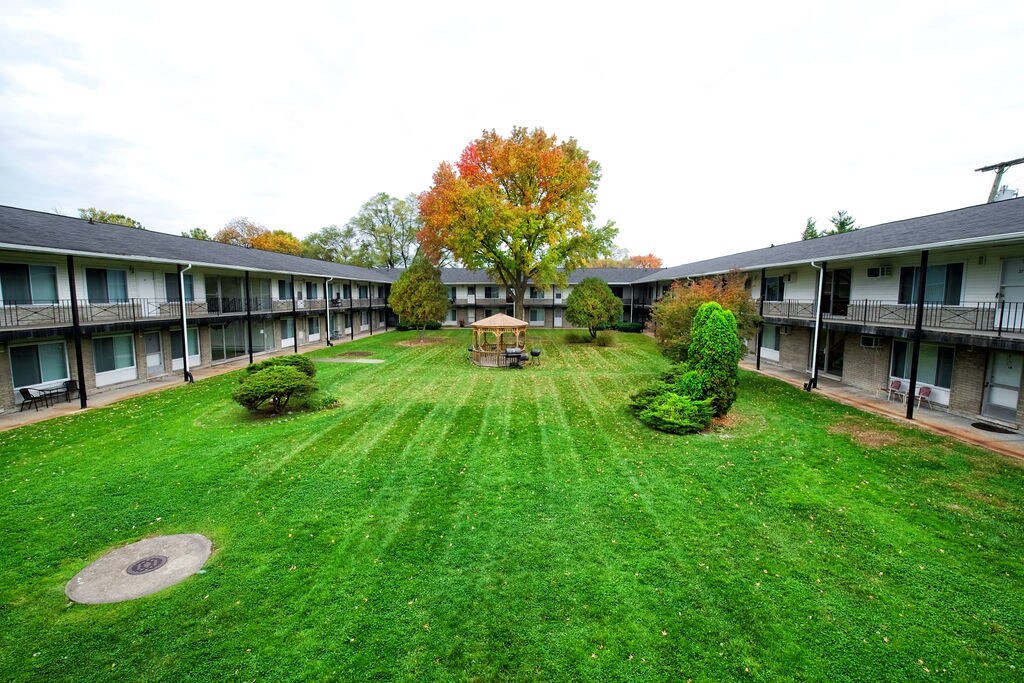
[[761, 299, 1024, 335]]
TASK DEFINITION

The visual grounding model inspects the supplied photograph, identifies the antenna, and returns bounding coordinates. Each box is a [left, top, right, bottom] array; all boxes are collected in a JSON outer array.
[[975, 156, 1024, 203]]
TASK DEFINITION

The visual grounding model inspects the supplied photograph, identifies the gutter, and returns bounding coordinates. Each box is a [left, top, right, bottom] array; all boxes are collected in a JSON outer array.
[[805, 261, 825, 391], [179, 264, 194, 382]]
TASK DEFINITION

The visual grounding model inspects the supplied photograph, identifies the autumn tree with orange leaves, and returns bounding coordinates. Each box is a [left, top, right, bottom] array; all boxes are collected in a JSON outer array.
[[418, 127, 617, 319], [651, 270, 760, 361], [214, 218, 304, 256]]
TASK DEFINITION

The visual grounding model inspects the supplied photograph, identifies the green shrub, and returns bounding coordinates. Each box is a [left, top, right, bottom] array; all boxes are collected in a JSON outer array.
[[425, 320, 442, 330], [233, 366, 318, 413], [594, 332, 614, 347], [245, 355, 316, 378], [305, 392, 341, 411], [687, 302, 742, 416], [614, 322, 645, 333], [628, 381, 676, 413], [636, 391, 714, 434], [564, 331, 593, 344]]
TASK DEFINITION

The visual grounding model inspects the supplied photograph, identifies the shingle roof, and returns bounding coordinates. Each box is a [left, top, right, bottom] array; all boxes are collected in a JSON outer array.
[[0, 205, 393, 282], [636, 197, 1024, 283]]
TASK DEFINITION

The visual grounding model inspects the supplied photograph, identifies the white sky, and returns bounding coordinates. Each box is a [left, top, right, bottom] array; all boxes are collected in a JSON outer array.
[[1, 1, 1022, 266]]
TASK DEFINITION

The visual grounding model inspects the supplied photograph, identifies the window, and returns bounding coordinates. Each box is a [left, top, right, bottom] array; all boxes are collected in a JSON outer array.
[[171, 328, 200, 360], [86, 268, 128, 303], [94, 335, 136, 374], [761, 324, 780, 351], [0, 264, 57, 304], [891, 341, 954, 388], [610, 286, 624, 298], [530, 287, 545, 299], [305, 282, 318, 299], [164, 273, 195, 302], [446, 309, 458, 322], [529, 308, 545, 323], [278, 279, 293, 300], [308, 316, 320, 335], [281, 317, 295, 340], [448, 287, 457, 300], [554, 289, 562, 300], [10, 341, 68, 387], [484, 286, 499, 299], [764, 276, 785, 302], [898, 263, 964, 305], [358, 285, 369, 299], [340, 283, 351, 300], [360, 310, 369, 326], [376, 286, 385, 298]]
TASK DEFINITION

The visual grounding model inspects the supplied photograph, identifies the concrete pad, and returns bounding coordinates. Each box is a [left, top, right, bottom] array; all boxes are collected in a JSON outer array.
[[65, 534, 212, 604]]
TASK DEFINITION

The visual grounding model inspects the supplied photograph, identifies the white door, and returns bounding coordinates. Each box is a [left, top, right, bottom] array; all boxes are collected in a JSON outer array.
[[983, 351, 1022, 422], [137, 270, 159, 316], [996, 258, 1024, 332], [144, 332, 164, 373]]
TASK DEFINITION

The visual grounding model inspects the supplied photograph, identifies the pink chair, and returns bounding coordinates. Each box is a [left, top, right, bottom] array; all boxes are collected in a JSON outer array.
[[915, 386, 933, 409], [886, 379, 904, 402]]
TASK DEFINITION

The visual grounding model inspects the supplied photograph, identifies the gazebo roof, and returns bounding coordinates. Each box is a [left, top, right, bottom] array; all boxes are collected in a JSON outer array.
[[470, 313, 528, 329]]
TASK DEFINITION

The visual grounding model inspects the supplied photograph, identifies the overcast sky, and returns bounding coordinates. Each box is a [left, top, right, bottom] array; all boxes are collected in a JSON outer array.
[[2, 1, 1022, 266]]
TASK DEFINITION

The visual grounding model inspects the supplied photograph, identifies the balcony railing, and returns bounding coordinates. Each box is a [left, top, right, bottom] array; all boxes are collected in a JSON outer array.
[[761, 299, 1024, 335]]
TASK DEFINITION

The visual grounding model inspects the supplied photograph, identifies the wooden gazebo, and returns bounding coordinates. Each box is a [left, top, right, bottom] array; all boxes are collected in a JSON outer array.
[[470, 313, 529, 367]]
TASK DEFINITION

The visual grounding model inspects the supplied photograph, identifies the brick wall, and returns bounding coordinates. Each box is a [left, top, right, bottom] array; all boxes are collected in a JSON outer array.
[[841, 336, 891, 393], [778, 327, 810, 372], [949, 346, 986, 417]]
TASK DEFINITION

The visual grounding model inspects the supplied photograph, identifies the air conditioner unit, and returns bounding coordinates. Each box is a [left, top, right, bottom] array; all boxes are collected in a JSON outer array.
[[866, 265, 893, 279], [780, 325, 792, 335], [783, 272, 796, 283], [860, 335, 883, 349]]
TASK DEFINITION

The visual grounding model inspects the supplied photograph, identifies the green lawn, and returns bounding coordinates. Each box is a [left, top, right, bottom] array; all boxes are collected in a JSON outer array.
[[1, 330, 1022, 681]]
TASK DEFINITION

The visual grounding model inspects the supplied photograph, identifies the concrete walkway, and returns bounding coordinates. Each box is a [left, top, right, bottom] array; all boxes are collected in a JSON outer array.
[[743, 360, 1024, 462]]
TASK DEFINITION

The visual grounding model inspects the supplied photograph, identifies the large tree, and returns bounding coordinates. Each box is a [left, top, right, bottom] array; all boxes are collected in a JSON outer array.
[[388, 256, 450, 340], [301, 224, 368, 264], [346, 193, 420, 268], [214, 218, 303, 255], [565, 277, 623, 338], [418, 127, 616, 319], [78, 207, 145, 229]]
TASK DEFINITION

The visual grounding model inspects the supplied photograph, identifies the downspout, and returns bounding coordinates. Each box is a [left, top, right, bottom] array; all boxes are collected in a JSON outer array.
[[756, 268, 766, 371], [349, 282, 355, 340], [368, 283, 373, 336], [906, 250, 930, 420], [805, 261, 826, 391], [244, 270, 253, 365], [66, 255, 88, 407], [324, 277, 333, 347], [179, 263, 193, 382], [291, 274, 298, 353]]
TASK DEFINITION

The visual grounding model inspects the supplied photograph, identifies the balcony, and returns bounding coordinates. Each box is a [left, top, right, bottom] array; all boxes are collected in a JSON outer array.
[[761, 299, 1024, 336], [1, 296, 279, 330]]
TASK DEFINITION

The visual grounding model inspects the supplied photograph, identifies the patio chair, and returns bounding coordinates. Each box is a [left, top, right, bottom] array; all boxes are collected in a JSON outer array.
[[18, 388, 47, 412], [915, 385, 933, 409], [63, 379, 80, 402], [885, 379, 904, 402]]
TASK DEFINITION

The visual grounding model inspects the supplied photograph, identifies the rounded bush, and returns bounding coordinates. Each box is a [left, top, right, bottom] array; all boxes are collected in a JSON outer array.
[[233, 366, 318, 413], [636, 391, 714, 434]]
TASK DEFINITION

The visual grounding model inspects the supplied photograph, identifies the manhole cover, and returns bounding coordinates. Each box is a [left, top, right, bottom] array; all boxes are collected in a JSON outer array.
[[66, 534, 212, 604], [126, 555, 168, 575], [971, 421, 1016, 435]]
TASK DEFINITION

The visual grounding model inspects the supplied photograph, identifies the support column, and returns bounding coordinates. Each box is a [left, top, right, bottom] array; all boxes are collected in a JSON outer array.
[[245, 271, 253, 365], [291, 274, 298, 353], [66, 255, 87, 408], [756, 268, 766, 370], [906, 250, 929, 420]]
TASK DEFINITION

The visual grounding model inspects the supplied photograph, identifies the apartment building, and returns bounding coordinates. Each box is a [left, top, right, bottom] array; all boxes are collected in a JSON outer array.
[[637, 197, 1024, 427], [0, 206, 393, 413]]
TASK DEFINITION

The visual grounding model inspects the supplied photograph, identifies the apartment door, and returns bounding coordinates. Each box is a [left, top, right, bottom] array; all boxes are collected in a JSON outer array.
[[136, 270, 160, 316], [983, 351, 1022, 422], [997, 258, 1024, 332], [822, 268, 852, 316], [144, 332, 164, 373], [815, 330, 846, 377]]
